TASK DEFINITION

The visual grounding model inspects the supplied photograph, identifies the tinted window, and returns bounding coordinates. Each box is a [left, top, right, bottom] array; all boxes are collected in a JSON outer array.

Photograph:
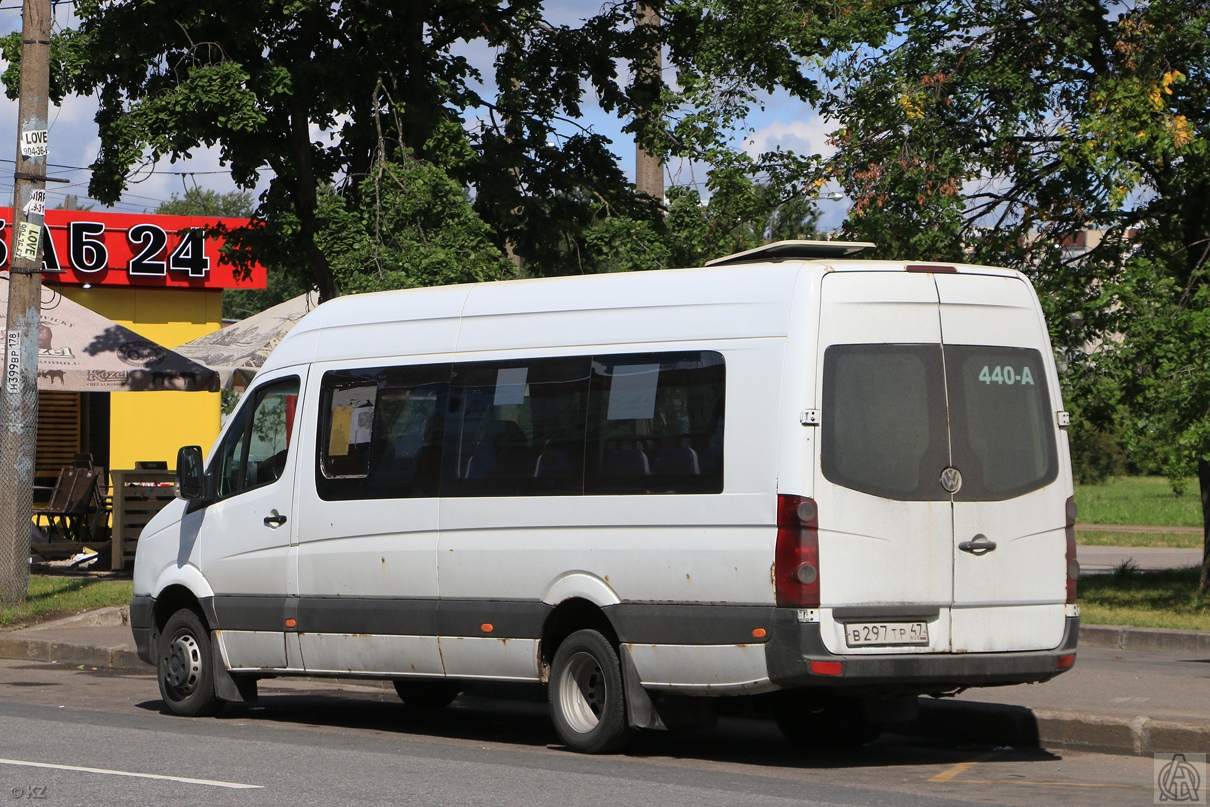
[[442, 357, 591, 497], [822, 343, 1059, 502], [317, 365, 449, 500], [947, 345, 1058, 501], [214, 377, 300, 500], [821, 345, 950, 500], [585, 352, 725, 494]]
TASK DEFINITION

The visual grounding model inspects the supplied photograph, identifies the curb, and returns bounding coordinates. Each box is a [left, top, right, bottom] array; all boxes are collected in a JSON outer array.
[[1078, 624, 1210, 655], [0, 606, 148, 671], [912, 700, 1210, 757]]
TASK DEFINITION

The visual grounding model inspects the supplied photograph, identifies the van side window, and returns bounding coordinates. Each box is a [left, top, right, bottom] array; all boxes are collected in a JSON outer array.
[[214, 377, 300, 500], [316, 364, 450, 500], [442, 357, 591, 497], [585, 352, 725, 494]]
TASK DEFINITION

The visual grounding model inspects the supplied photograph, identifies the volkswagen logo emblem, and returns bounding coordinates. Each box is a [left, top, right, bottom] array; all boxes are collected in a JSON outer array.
[[940, 466, 963, 494]]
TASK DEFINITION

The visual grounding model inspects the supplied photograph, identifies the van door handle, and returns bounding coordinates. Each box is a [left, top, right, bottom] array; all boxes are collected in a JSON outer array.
[[264, 512, 287, 527], [958, 535, 996, 555]]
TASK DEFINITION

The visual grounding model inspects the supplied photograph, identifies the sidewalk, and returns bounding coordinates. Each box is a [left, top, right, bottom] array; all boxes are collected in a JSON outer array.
[[2, 605, 1208, 757]]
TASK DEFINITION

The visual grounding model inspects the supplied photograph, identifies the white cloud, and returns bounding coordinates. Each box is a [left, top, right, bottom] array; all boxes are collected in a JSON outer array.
[[743, 115, 836, 160]]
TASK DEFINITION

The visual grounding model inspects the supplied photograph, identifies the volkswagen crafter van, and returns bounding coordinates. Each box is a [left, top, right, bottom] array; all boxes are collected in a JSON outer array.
[[130, 241, 1078, 753]]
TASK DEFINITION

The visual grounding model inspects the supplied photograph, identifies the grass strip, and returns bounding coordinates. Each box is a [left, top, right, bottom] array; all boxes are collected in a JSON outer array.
[[0, 575, 133, 629], [1080, 566, 1210, 631], [1077, 530, 1202, 549], [1075, 476, 1202, 528]]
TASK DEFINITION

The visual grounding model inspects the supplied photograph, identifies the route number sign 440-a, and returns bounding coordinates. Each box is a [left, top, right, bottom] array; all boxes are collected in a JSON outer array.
[[977, 365, 1036, 386]]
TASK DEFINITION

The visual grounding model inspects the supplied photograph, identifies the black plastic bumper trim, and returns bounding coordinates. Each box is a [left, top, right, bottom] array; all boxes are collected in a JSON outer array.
[[766, 611, 1080, 688]]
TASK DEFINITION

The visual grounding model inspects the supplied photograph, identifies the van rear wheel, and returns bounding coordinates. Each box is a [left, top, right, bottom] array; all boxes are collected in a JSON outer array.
[[548, 629, 633, 754], [158, 609, 222, 717]]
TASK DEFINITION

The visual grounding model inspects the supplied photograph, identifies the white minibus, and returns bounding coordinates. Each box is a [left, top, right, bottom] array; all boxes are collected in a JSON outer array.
[[131, 240, 1078, 753]]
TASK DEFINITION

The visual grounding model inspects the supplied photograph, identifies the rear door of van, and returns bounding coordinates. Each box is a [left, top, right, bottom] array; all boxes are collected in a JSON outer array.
[[813, 268, 1068, 656]]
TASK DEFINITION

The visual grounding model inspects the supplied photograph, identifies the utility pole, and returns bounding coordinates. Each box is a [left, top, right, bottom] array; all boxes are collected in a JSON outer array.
[[0, 0, 52, 605], [634, 3, 663, 203]]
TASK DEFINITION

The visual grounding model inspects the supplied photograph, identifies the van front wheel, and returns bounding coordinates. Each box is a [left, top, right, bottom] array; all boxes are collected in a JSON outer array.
[[548, 629, 633, 754], [158, 609, 222, 717]]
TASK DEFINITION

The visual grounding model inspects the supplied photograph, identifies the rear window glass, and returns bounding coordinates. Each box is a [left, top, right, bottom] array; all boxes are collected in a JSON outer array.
[[821, 345, 950, 500], [822, 343, 1058, 501], [946, 345, 1058, 501]]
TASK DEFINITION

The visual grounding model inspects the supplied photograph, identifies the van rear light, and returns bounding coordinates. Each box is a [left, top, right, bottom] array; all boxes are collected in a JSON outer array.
[[1065, 496, 1079, 604], [776, 494, 820, 608], [1056, 653, 1076, 670], [809, 660, 843, 676]]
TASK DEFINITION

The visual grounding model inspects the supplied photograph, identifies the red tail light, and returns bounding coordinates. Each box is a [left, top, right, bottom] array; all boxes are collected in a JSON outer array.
[[1065, 496, 1079, 604], [776, 494, 820, 608]]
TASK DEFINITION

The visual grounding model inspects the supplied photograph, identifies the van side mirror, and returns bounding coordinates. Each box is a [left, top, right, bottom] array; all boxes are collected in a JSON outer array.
[[175, 445, 206, 501]]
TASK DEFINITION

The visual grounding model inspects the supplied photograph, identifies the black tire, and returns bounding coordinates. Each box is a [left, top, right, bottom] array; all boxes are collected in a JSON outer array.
[[773, 691, 882, 748], [157, 609, 223, 717], [393, 679, 461, 712], [548, 629, 633, 754]]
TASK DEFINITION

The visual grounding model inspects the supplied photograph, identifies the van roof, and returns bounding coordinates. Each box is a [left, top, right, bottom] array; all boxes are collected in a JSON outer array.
[[264, 245, 1024, 372]]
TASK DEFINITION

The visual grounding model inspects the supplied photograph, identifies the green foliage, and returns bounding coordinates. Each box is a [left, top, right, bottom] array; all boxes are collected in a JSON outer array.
[[581, 217, 671, 274], [1070, 425, 1128, 486], [317, 157, 513, 294], [29, 0, 685, 298], [156, 188, 253, 218]]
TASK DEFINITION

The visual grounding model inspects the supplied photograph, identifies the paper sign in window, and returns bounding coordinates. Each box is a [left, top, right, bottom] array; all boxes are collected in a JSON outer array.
[[328, 405, 353, 457], [607, 364, 660, 420], [494, 367, 529, 406], [350, 403, 375, 445]]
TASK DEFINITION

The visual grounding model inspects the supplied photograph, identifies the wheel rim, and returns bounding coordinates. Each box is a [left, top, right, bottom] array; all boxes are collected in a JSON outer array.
[[558, 651, 608, 734], [163, 631, 203, 700]]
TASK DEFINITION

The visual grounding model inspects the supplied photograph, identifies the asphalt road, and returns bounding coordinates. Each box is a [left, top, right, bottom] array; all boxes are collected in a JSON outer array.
[[0, 659, 1172, 807]]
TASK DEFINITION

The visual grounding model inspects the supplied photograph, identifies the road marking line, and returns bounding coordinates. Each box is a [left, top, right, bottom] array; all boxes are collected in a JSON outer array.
[[0, 758, 262, 790], [929, 753, 996, 782]]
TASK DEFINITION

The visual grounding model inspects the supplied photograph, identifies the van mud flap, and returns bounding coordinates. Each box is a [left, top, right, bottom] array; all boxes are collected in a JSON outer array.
[[212, 640, 259, 703], [620, 645, 665, 730]]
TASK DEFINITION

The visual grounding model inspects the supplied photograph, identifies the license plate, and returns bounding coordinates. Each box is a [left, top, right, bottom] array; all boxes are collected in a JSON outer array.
[[844, 621, 930, 647]]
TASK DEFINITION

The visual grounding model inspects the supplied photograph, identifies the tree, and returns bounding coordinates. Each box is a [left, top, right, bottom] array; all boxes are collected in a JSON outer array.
[[811, 0, 1210, 586], [316, 156, 513, 293], [156, 188, 252, 219], [2, 1, 674, 300]]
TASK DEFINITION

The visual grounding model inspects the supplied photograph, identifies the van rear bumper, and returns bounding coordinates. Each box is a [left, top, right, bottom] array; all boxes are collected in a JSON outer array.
[[766, 610, 1079, 691]]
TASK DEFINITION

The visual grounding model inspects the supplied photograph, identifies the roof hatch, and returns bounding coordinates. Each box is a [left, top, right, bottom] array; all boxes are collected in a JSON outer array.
[[705, 239, 875, 267]]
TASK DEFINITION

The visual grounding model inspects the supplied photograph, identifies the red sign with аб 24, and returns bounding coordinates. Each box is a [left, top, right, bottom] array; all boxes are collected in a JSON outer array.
[[0, 208, 267, 289]]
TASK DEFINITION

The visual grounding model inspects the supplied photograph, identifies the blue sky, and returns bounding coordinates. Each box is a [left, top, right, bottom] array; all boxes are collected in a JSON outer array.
[[0, 1, 849, 229]]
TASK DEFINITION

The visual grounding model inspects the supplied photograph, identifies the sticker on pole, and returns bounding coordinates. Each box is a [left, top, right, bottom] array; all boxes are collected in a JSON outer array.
[[22, 189, 46, 217], [20, 129, 48, 157], [5, 331, 21, 396], [13, 221, 40, 262]]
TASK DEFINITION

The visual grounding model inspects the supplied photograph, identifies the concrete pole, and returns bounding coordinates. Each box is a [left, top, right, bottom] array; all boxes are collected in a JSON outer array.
[[0, 0, 52, 605], [634, 3, 663, 203]]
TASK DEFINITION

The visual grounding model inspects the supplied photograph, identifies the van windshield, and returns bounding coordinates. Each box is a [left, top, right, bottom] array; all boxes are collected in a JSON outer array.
[[821, 344, 1058, 502]]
